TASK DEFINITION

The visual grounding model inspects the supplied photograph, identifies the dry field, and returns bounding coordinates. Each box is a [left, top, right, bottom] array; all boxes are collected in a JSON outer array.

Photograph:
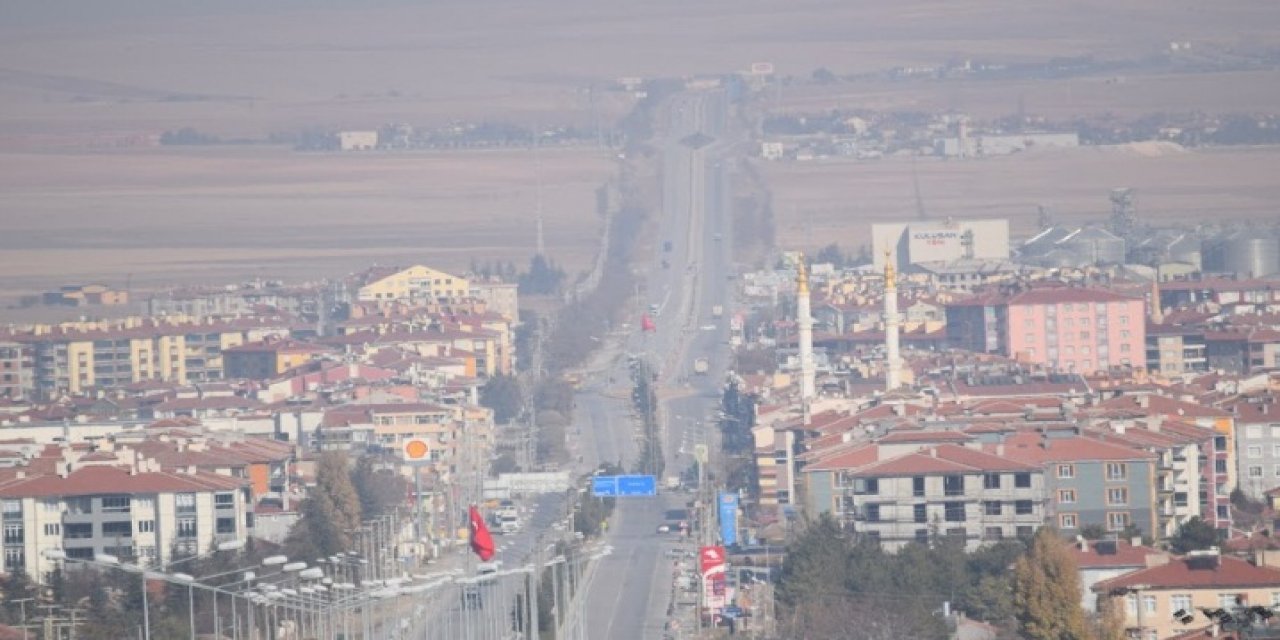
[[760, 145, 1280, 254], [0, 146, 614, 303], [1, 0, 1278, 308]]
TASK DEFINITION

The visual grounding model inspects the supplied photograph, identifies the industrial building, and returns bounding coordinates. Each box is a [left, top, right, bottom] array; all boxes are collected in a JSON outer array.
[[871, 218, 1010, 271]]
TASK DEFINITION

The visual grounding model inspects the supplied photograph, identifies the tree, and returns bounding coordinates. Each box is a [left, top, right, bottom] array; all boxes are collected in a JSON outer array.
[[287, 452, 363, 558], [776, 514, 853, 609], [1012, 527, 1092, 640], [351, 455, 409, 519], [811, 67, 838, 84], [518, 255, 565, 295], [1169, 516, 1220, 554], [814, 242, 845, 267], [480, 374, 524, 424]]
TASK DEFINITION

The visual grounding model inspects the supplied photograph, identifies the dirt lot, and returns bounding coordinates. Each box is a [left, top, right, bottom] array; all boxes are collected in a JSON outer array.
[[0, 146, 614, 303], [760, 144, 1280, 254]]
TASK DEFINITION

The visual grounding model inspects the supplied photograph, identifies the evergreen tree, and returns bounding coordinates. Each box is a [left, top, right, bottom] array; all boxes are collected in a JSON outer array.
[[1012, 528, 1092, 640], [1169, 516, 1219, 554], [287, 451, 363, 558], [776, 514, 853, 608], [480, 374, 524, 424]]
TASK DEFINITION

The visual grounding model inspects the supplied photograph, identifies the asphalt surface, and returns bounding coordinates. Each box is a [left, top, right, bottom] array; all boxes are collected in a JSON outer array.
[[578, 87, 738, 640]]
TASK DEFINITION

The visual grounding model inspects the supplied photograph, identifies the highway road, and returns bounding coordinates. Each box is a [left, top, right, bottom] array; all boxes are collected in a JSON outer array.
[[576, 86, 739, 640]]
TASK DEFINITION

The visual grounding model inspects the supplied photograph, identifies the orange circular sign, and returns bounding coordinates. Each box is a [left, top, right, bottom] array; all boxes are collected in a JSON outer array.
[[403, 439, 430, 460]]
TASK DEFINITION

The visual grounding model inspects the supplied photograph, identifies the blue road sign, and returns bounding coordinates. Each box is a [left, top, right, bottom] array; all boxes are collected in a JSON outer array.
[[618, 475, 657, 496], [592, 475, 656, 497], [592, 476, 619, 497], [719, 492, 739, 546]]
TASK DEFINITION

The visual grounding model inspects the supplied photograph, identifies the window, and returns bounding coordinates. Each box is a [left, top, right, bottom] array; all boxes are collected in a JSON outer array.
[[944, 475, 964, 497], [912, 477, 926, 497], [177, 517, 197, 538], [1248, 445, 1263, 458], [1249, 466, 1264, 478], [1214, 436, 1228, 452], [216, 517, 236, 534], [3, 547, 23, 570], [1015, 500, 1034, 515], [984, 527, 1003, 541], [944, 502, 966, 522], [43, 523, 60, 536], [1172, 594, 1192, 615], [1, 500, 20, 519], [1059, 513, 1078, 529], [1058, 489, 1077, 504], [1125, 594, 1137, 616], [914, 529, 929, 544], [1105, 463, 1127, 481], [175, 493, 196, 514], [984, 501, 1002, 516], [946, 528, 966, 540], [1016, 526, 1034, 538], [101, 496, 130, 513], [64, 523, 92, 539], [913, 504, 927, 524], [854, 478, 879, 496], [983, 473, 1001, 490], [138, 520, 155, 534], [1215, 459, 1228, 474], [3, 523, 23, 545], [215, 493, 235, 509], [1272, 592, 1280, 608], [1014, 473, 1032, 488], [1219, 594, 1242, 609], [1056, 464, 1075, 479], [1107, 512, 1130, 531], [1174, 492, 1189, 508], [1247, 425, 1264, 439], [864, 504, 880, 523], [102, 521, 132, 538], [1107, 488, 1129, 506]]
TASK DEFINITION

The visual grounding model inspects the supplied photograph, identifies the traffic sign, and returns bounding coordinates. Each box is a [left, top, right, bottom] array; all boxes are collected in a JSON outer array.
[[591, 475, 657, 497], [693, 444, 709, 464]]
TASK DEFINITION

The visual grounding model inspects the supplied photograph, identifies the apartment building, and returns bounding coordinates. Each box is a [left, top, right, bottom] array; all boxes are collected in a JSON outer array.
[[0, 342, 32, 399], [8, 319, 290, 396], [222, 339, 328, 380], [807, 443, 1045, 551], [317, 403, 492, 475], [0, 466, 251, 580], [996, 432, 1157, 539], [1146, 326, 1209, 376], [946, 286, 1146, 373], [1098, 394, 1237, 533], [1093, 550, 1280, 640], [1223, 393, 1280, 501], [356, 266, 470, 304]]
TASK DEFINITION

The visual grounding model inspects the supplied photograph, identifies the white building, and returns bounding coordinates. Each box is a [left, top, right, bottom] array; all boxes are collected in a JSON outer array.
[[871, 219, 1011, 271], [1, 466, 250, 580], [338, 131, 379, 151]]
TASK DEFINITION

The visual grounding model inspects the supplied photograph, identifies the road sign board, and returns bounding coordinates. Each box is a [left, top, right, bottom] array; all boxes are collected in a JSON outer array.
[[591, 475, 657, 497], [693, 444, 709, 464]]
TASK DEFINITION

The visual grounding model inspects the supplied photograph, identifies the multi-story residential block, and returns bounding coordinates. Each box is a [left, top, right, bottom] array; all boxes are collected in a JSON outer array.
[[1224, 393, 1280, 501], [222, 339, 328, 380], [996, 432, 1157, 539], [7, 319, 291, 396], [0, 342, 32, 399], [357, 266, 470, 304], [946, 286, 1146, 374], [806, 443, 1045, 551], [317, 403, 492, 476], [469, 280, 519, 322], [1093, 550, 1280, 640], [1098, 394, 1236, 533], [0, 466, 250, 580], [1146, 326, 1208, 376]]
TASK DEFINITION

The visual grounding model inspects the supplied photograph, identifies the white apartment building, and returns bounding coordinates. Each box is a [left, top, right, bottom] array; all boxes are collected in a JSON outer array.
[[829, 444, 1045, 551], [0, 466, 250, 580]]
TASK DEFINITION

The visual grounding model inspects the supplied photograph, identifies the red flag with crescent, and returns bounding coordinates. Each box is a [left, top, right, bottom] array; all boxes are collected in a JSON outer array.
[[641, 314, 656, 332], [469, 505, 495, 561]]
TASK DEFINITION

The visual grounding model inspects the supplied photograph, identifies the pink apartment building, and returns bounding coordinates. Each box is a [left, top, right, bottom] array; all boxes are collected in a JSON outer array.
[[946, 287, 1146, 373]]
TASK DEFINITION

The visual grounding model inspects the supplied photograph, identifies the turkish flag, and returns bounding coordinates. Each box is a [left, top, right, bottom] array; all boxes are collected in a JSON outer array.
[[469, 505, 495, 562]]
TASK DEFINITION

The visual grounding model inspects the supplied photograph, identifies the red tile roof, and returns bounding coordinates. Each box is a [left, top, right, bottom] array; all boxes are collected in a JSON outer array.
[[847, 443, 1036, 477], [0, 466, 245, 498], [1093, 554, 1280, 592], [992, 432, 1153, 464]]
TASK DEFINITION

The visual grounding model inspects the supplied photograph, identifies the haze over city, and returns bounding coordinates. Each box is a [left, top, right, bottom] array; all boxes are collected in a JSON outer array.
[[1, 1, 1279, 638]]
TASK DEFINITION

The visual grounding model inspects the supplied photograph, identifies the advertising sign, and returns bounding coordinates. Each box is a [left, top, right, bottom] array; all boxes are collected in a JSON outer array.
[[700, 545, 728, 614], [718, 492, 739, 547]]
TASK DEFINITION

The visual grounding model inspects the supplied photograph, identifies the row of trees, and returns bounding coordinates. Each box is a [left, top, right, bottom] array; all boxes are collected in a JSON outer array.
[[774, 516, 1123, 640], [286, 452, 409, 561]]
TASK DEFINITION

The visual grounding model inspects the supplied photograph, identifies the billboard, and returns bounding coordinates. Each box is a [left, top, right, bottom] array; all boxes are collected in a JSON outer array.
[[700, 545, 728, 615], [718, 493, 739, 547]]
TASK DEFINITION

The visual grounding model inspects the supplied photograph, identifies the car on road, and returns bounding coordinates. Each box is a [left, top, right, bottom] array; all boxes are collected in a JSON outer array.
[[656, 523, 672, 534]]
